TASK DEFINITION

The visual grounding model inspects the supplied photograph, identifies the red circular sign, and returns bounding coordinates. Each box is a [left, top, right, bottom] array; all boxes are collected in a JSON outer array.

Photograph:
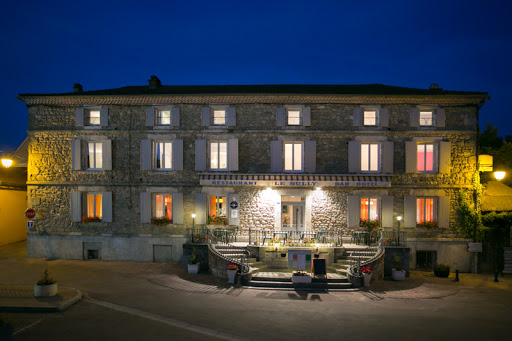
[[25, 208, 36, 219]]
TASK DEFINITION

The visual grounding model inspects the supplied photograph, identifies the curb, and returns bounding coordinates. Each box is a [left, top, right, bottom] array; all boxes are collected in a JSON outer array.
[[0, 287, 83, 313]]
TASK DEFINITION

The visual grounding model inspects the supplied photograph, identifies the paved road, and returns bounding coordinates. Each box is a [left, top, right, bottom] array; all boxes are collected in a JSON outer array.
[[1, 241, 512, 340]]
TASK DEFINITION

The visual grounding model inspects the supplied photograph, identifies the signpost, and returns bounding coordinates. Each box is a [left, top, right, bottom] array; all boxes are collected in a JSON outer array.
[[25, 208, 36, 220]]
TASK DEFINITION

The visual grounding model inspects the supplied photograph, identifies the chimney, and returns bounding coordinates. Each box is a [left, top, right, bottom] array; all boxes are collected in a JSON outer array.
[[148, 75, 161, 89], [429, 83, 442, 90], [73, 83, 83, 93]]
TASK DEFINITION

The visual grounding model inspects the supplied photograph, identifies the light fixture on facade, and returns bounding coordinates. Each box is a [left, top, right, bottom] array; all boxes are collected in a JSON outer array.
[[494, 171, 506, 181], [316, 187, 321, 191], [397, 216, 403, 221], [1, 158, 13, 168]]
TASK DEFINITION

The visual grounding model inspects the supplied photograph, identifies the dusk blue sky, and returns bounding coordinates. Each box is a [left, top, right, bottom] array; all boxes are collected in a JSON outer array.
[[1, 0, 511, 151]]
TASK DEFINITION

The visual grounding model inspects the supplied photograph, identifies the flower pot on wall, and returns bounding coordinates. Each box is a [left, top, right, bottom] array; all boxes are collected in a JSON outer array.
[[392, 269, 406, 281], [34, 283, 58, 297], [188, 263, 200, 274]]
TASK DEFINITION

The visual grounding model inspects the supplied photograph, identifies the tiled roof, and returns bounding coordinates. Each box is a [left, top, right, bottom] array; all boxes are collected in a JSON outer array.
[[481, 181, 512, 211], [19, 83, 487, 97]]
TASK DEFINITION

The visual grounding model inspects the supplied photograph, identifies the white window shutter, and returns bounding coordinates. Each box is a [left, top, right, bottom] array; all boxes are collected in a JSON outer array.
[[436, 108, 446, 127], [227, 193, 240, 226], [276, 108, 285, 126], [171, 107, 180, 127], [172, 192, 183, 224], [71, 139, 81, 170], [304, 140, 316, 173], [382, 141, 394, 174], [227, 107, 236, 126], [76, 108, 84, 127], [380, 108, 389, 127], [302, 107, 311, 126], [438, 196, 450, 228], [438, 141, 451, 173], [347, 195, 360, 228], [195, 193, 207, 225], [140, 192, 151, 223], [146, 108, 155, 126], [71, 191, 82, 222], [173, 139, 183, 171], [228, 138, 239, 171], [348, 140, 361, 173], [141, 139, 152, 170], [410, 108, 419, 127], [381, 196, 394, 228], [270, 140, 283, 172], [102, 192, 113, 222], [102, 139, 112, 170], [201, 107, 210, 126], [195, 139, 207, 171], [405, 141, 417, 173], [353, 107, 362, 127], [100, 108, 109, 127], [404, 196, 416, 228]]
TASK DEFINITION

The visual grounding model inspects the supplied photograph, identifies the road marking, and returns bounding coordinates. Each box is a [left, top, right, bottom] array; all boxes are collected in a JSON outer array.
[[84, 297, 250, 341], [12, 318, 44, 336]]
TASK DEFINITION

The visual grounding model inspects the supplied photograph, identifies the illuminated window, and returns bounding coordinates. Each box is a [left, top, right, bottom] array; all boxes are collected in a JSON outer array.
[[156, 109, 171, 126], [154, 194, 172, 221], [212, 109, 226, 125], [417, 144, 434, 172], [209, 195, 227, 219], [87, 142, 103, 169], [419, 110, 434, 126], [360, 198, 379, 220], [154, 142, 172, 169], [287, 109, 301, 125], [361, 143, 379, 172], [85, 109, 101, 126], [86, 193, 102, 219], [417, 198, 435, 223], [284, 142, 303, 172], [210, 141, 228, 170], [363, 110, 377, 126]]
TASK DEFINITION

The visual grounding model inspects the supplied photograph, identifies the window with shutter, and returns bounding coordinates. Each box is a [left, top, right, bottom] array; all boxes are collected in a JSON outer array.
[[283, 142, 303, 172]]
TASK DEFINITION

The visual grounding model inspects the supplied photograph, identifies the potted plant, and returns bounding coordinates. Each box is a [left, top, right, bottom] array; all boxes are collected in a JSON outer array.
[[291, 270, 312, 284], [392, 255, 406, 281], [360, 266, 372, 286], [226, 264, 238, 284], [434, 264, 450, 278], [151, 216, 172, 226], [34, 269, 57, 297], [187, 248, 200, 274]]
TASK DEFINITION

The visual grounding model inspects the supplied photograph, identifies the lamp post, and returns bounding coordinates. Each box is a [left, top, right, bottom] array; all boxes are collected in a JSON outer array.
[[397, 216, 403, 246]]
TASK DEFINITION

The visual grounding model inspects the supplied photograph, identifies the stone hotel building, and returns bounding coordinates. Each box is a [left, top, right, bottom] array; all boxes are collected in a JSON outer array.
[[18, 77, 488, 271]]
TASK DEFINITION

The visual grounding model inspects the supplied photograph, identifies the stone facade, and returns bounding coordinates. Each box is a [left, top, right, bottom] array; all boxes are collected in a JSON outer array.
[[19, 82, 488, 269]]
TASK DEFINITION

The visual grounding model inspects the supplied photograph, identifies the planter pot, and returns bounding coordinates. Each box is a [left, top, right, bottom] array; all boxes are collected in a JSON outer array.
[[227, 269, 237, 284], [292, 275, 312, 284], [188, 263, 200, 274], [34, 283, 58, 297], [362, 273, 372, 286], [392, 269, 406, 281]]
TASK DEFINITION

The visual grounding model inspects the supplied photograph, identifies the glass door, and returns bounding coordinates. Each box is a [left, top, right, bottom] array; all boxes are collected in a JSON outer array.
[[281, 196, 305, 232]]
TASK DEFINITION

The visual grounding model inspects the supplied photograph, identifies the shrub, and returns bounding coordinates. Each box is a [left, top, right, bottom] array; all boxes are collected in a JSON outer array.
[[393, 255, 403, 271], [434, 264, 450, 278], [37, 269, 56, 285]]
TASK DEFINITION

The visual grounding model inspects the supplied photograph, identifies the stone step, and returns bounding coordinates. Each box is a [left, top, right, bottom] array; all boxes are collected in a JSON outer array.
[[245, 280, 352, 290], [251, 275, 348, 283]]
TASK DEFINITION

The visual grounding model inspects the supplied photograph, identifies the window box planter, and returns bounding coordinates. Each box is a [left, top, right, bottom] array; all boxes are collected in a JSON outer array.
[[291, 274, 312, 284], [392, 269, 406, 281]]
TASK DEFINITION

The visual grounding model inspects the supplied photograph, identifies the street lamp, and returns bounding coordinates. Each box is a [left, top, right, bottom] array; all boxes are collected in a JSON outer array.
[[494, 171, 506, 181], [1, 157, 12, 168], [397, 216, 403, 246]]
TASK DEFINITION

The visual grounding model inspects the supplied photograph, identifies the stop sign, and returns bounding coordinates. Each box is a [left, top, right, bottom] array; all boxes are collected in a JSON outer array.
[[25, 208, 36, 219]]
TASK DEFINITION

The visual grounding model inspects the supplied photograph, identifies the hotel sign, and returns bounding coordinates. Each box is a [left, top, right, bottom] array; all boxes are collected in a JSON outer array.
[[200, 180, 390, 187]]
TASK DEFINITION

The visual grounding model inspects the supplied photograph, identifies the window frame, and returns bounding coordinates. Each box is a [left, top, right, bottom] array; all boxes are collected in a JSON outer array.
[[152, 193, 173, 221], [417, 143, 436, 173], [286, 107, 302, 126], [416, 197, 437, 224], [155, 108, 171, 126], [363, 109, 378, 126], [86, 141, 103, 170], [360, 142, 380, 173], [419, 109, 435, 127], [360, 197, 380, 221], [85, 108, 101, 126], [211, 108, 227, 126], [208, 195, 228, 222], [84, 192, 103, 220], [153, 141, 173, 170], [283, 141, 304, 173], [209, 140, 228, 171]]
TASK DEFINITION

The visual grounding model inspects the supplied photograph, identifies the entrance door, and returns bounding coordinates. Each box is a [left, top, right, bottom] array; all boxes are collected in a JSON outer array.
[[281, 196, 305, 232]]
